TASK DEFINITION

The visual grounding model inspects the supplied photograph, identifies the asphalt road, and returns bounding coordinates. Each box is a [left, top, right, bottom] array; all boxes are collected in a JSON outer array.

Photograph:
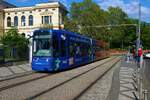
[[143, 58, 150, 99]]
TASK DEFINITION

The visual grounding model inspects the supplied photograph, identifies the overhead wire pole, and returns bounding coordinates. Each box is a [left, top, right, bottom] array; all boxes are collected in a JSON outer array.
[[137, 0, 141, 52], [136, 1, 145, 100]]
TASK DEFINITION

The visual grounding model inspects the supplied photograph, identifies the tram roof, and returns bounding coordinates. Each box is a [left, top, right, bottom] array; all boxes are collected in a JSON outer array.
[[34, 29, 93, 40], [34, 29, 96, 43], [52, 29, 91, 40]]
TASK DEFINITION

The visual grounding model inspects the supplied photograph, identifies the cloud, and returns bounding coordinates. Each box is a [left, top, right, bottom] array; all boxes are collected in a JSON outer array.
[[97, 0, 150, 22]]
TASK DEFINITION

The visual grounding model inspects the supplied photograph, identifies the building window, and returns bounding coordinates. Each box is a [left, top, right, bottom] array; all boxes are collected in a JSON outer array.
[[7, 17, 11, 27], [45, 9, 48, 11], [22, 12, 24, 14], [50, 16, 52, 23], [41, 16, 52, 24], [44, 16, 49, 24], [42, 16, 44, 24], [21, 15, 26, 26], [14, 16, 18, 26], [29, 15, 33, 26], [29, 11, 32, 13], [52, 8, 55, 11], [38, 9, 41, 12]]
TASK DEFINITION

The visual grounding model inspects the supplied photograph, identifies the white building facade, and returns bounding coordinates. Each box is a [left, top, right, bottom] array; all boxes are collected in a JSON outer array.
[[4, 2, 67, 37], [0, 0, 16, 35]]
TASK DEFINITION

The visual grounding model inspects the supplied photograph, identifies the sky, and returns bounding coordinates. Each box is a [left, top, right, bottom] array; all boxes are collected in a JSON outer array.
[[4, 0, 150, 23]]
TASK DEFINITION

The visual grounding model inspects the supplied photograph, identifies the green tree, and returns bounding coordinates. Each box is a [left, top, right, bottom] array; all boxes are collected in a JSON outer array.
[[64, 0, 149, 49], [0, 28, 28, 59], [141, 25, 150, 49], [106, 7, 137, 48], [1, 28, 28, 47], [107, 7, 128, 25], [65, 0, 108, 39]]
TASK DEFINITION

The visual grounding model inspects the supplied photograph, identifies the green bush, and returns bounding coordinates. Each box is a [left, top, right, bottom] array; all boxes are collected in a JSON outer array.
[[0, 27, 29, 61]]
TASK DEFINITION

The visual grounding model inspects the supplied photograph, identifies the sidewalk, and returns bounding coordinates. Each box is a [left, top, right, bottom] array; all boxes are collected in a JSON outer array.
[[118, 58, 137, 100], [0, 63, 31, 80]]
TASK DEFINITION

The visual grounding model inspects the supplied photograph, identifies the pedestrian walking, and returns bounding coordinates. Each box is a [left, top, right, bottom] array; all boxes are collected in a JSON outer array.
[[138, 47, 143, 68]]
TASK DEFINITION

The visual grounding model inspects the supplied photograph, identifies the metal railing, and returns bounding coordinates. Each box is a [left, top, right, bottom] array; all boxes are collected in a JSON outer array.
[[132, 62, 148, 100]]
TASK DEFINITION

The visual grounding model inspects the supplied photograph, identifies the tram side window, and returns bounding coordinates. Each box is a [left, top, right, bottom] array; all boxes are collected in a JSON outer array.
[[75, 42, 81, 56], [87, 44, 91, 55], [53, 35, 59, 57], [69, 42, 75, 57], [61, 39, 66, 57], [81, 43, 88, 57]]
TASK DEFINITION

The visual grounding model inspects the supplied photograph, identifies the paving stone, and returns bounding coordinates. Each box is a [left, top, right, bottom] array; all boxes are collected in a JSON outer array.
[[119, 92, 135, 100], [9, 66, 26, 74], [0, 57, 116, 100], [121, 83, 135, 90], [0, 67, 13, 77], [120, 78, 133, 84], [118, 59, 137, 100], [17, 64, 32, 71], [78, 59, 121, 100], [0, 63, 31, 79]]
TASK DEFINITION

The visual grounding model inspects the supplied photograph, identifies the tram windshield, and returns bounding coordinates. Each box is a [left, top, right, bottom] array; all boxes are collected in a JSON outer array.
[[33, 32, 52, 57]]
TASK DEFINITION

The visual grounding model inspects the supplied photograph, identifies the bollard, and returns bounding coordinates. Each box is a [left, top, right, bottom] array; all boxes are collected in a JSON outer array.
[[137, 75, 141, 99], [139, 77, 143, 100], [143, 90, 148, 100]]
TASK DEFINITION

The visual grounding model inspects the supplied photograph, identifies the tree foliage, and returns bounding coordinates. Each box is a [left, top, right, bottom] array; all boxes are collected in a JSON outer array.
[[64, 0, 150, 49], [0, 28, 28, 47], [0, 28, 29, 58], [141, 24, 150, 49], [65, 0, 108, 39]]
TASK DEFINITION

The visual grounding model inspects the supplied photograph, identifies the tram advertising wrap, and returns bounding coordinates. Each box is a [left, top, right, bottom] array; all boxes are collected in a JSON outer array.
[[32, 29, 109, 72]]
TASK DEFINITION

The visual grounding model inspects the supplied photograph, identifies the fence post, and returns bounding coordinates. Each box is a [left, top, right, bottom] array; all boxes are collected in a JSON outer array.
[[143, 89, 148, 100], [139, 77, 143, 100], [29, 38, 32, 63]]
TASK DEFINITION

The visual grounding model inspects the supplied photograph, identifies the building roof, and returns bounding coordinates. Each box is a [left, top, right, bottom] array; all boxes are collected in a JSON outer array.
[[3, 1, 67, 13], [0, 0, 16, 9]]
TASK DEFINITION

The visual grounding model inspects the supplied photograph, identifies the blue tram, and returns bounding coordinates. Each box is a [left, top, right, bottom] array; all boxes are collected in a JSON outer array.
[[32, 29, 108, 72]]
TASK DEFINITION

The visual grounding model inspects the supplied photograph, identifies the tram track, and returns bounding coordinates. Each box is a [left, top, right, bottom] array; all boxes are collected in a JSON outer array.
[[74, 59, 120, 100], [0, 63, 31, 81], [0, 71, 34, 82], [0, 72, 52, 92], [27, 57, 120, 100], [0, 57, 117, 100], [0, 57, 113, 92]]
